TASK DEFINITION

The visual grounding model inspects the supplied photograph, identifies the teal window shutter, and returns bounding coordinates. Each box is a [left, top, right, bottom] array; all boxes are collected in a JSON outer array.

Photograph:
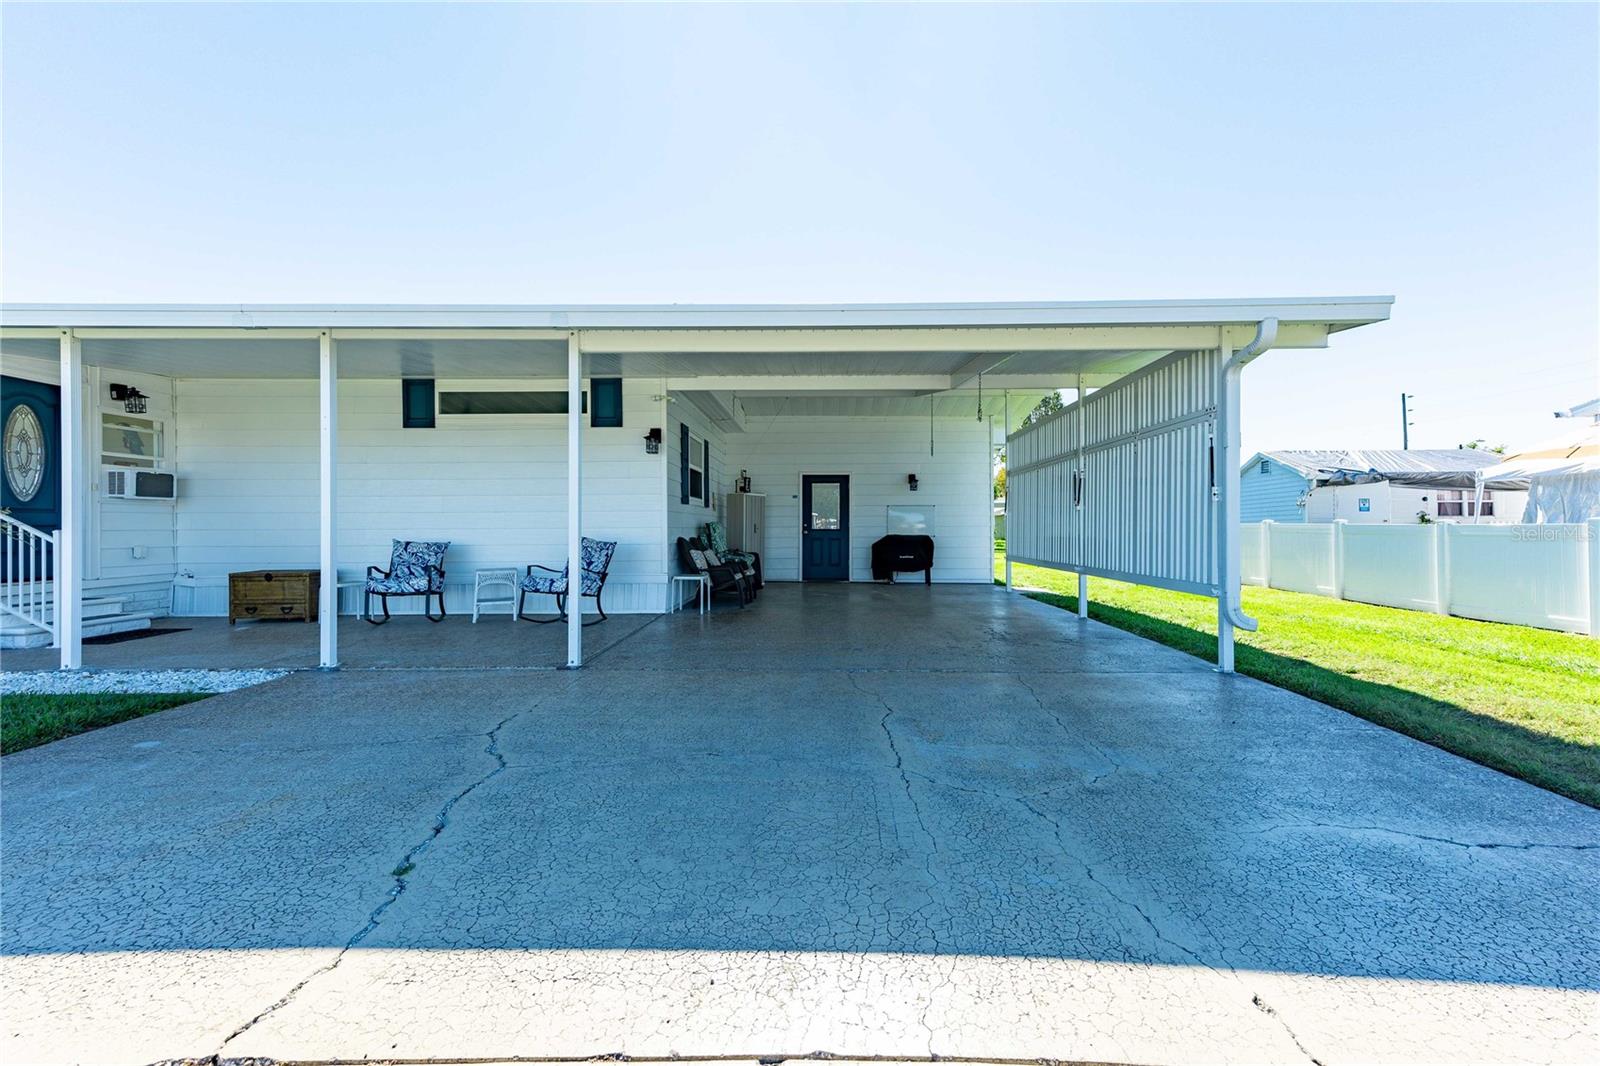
[[401, 379, 435, 428], [680, 423, 690, 504], [591, 378, 623, 427]]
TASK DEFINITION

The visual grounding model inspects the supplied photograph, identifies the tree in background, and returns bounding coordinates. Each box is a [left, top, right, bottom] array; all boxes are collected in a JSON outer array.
[[1461, 439, 1507, 454], [1021, 391, 1066, 427], [996, 392, 1070, 498]]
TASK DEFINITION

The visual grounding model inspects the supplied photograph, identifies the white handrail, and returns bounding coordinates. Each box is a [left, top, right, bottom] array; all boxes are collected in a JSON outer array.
[[0, 512, 58, 644]]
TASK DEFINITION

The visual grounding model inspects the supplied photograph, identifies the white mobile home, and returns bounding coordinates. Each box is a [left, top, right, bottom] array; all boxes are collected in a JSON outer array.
[[0, 297, 1391, 671], [1239, 448, 1522, 525]]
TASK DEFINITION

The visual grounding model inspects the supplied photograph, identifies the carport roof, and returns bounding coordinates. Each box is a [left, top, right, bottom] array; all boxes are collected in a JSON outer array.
[[1, 298, 1391, 419], [1, 295, 1393, 331]]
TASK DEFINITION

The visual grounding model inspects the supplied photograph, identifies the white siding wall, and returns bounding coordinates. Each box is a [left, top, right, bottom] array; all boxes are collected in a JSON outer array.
[[1304, 482, 1528, 525], [726, 414, 992, 583], [667, 402, 728, 590], [91, 367, 179, 614], [0, 353, 176, 615], [172, 377, 669, 615]]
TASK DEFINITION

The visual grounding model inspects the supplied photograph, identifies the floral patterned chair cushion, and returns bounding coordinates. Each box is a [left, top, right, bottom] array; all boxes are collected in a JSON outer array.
[[704, 544, 752, 576], [703, 521, 757, 568], [366, 539, 449, 593], [519, 537, 617, 596]]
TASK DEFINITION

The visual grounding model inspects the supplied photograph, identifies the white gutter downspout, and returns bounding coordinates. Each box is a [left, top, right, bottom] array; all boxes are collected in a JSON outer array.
[[1216, 318, 1278, 673]]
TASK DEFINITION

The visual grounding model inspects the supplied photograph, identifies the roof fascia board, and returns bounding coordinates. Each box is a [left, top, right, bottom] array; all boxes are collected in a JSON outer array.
[[587, 324, 1329, 354], [5, 322, 1331, 352], [0, 296, 1392, 331]]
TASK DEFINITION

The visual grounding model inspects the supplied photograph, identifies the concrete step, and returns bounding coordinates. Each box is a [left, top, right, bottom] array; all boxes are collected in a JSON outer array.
[[0, 596, 126, 622], [0, 611, 153, 650]]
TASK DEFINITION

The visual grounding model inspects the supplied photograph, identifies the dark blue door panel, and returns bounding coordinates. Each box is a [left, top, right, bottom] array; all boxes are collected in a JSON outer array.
[[801, 475, 850, 581], [2, 375, 61, 531], [1, 375, 61, 582]]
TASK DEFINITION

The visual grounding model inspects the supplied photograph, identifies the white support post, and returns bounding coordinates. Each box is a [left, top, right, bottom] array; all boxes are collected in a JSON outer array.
[[57, 331, 83, 670], [566, 332, 583, 668], [1002, 391, 1013, 590], [1216, 342, 1238, 673], [1331, 519, 1348, 600], [1259, 519, 1275, 588], [319, 331, 338, 668], [1075, 376, 1088, 620], [1433, 521, 1452, 615]]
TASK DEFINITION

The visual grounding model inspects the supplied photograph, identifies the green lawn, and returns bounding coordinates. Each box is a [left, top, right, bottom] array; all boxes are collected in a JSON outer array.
[[995, 543, 1600, 808], [1, 692, 211, 755]]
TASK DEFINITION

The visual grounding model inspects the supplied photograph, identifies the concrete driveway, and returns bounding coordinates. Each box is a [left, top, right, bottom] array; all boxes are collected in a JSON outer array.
[[3, 585, 1597, 1065]]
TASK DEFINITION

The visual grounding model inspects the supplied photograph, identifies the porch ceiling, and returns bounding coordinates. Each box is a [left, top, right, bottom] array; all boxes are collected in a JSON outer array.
[[1, 295, 1392, 393], [0, 336, 572, 380], [730, 390, 1049, 423], [1, 335, 1176, 386]]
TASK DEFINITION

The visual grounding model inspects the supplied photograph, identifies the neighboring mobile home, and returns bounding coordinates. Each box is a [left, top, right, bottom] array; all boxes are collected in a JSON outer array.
[[0, 297, 1391, 671], [1239, 448, 1520, 524]]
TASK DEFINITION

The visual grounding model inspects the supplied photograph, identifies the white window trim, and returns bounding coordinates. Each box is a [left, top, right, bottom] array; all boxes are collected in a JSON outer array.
[[688, 432, 707, 503], [99, 410, 168, 473], [1437, 488, 1492, 518]]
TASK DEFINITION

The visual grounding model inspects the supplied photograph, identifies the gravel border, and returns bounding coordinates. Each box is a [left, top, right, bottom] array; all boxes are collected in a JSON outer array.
[[0, 668, 288, 696]]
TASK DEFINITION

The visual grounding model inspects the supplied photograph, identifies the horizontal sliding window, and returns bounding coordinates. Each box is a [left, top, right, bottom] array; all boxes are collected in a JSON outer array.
[[438, 391, 587, 416]]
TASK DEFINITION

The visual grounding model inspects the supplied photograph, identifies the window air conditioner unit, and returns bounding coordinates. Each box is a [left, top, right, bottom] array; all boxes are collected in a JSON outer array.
[[105, 469, 176, 500]]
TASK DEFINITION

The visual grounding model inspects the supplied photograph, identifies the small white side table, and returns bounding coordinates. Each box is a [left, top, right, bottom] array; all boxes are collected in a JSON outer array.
[[337, 578, 366, 620], [474, 568, 519, 623], [671, 574, 709, 615]]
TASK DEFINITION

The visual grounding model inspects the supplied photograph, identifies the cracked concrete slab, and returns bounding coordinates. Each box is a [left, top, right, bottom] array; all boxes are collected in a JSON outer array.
[[2, 584, 1596, 1066]]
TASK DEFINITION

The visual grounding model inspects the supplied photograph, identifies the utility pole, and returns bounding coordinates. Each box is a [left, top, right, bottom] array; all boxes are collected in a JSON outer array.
[[1400, 392, 1415, 450]]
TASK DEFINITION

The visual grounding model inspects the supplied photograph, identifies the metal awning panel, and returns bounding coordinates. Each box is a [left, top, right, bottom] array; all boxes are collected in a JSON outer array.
[[1007, 349, 1221, 596]]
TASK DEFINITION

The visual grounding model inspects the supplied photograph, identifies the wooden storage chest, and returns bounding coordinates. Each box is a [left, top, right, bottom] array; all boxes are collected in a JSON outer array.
[[229, 569, 320, 624]]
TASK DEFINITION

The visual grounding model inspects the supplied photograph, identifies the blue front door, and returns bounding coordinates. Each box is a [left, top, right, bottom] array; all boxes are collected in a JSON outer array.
[[802, 475, 849, 581], [2, 376, 61, 531], [1, 376, 61, 581]]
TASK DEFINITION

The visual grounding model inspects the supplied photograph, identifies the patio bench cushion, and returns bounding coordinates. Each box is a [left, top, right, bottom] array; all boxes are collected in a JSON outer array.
[[704, 521, 757, 569], [704, 547, 754, 579], [521, 569, 605, 596], [676, 536, 752, 607], [367, 573, 429, 593]]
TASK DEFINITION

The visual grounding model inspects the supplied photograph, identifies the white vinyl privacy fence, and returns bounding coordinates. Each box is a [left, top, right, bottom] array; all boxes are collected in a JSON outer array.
[[1008, 349, 1220, 595], [1241, 519, 1600, 636]]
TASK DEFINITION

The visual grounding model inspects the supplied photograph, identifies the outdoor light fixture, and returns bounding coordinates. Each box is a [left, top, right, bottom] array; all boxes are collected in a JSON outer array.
[[108, 384, 148, 414], [644, 427, 662, 455], [908, 474, 919, 491]]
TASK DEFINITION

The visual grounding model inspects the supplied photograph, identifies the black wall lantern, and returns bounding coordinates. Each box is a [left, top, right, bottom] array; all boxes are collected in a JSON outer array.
[[907, 474, 919, 492], [644, 427, 663, 455], [109, 383, 148, 414]]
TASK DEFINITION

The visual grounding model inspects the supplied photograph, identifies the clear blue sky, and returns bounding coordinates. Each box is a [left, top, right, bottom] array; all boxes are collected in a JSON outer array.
[[3, 2, 1596, 456]]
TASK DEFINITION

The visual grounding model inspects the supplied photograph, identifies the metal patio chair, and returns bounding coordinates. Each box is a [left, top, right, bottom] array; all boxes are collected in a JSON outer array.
[[518, 537, 617, 625], [364, 539, 450, 624]]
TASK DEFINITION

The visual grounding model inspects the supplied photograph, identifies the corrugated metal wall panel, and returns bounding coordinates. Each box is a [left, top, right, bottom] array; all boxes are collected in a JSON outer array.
[[1007, 349, 1220, 595]]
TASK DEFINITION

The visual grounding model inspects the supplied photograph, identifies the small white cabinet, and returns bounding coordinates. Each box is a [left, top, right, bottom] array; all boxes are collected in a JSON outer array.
[[723, 492, 766, 557]]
